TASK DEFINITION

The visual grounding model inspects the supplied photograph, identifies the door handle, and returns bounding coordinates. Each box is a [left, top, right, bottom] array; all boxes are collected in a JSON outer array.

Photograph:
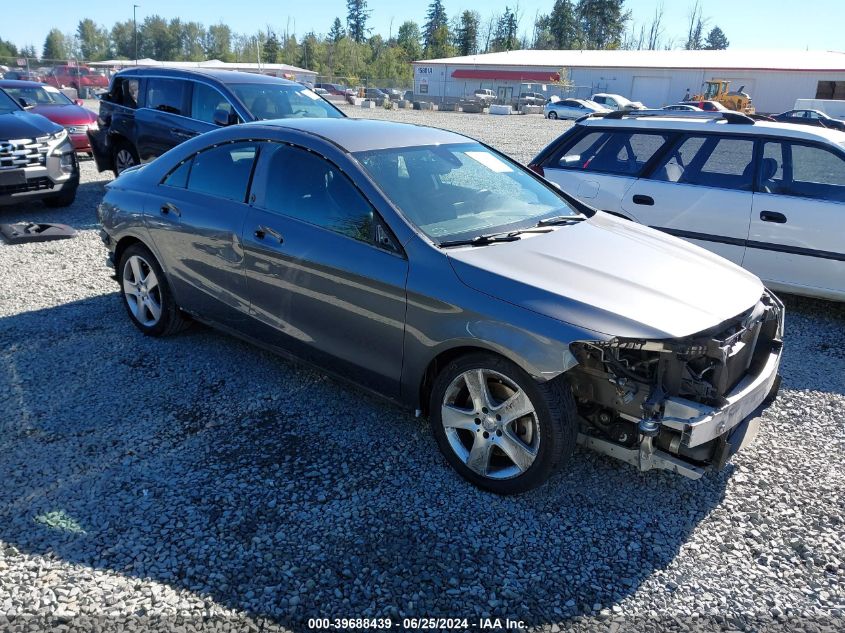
[[760, 211, 787, 224], [254, 225, 284, 243], [632, 194, 654, 206], [160, 202, 180, 217]]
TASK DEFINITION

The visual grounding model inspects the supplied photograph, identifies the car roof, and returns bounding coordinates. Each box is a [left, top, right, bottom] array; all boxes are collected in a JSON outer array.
[[0, 79, 50, 88], [580, 115, 845, 145], [114, 67, 299, 87], [244, 118, 471, 152]]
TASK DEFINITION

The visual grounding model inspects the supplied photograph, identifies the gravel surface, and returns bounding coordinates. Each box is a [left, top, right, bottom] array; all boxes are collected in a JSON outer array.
[[0, 105, 843, 632]]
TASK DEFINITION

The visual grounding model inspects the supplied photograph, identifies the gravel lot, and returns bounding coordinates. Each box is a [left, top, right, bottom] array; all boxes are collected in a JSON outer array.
[[0, 104, 843, 632]]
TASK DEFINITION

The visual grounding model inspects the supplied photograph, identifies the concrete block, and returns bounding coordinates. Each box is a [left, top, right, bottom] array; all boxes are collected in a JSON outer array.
[[361, 99, 376, 109], [397, 100, 409, 108], [520, 105, 544, 115], [489, 104, 513, 115]]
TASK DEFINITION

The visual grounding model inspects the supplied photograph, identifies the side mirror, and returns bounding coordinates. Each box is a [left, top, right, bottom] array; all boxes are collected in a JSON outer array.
[[75, 99, 84, 106], [18, 97, 33, 109], [213, 108, 237, 126]]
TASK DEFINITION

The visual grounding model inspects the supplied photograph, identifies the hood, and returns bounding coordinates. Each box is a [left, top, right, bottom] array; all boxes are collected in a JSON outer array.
[[0, 110, 62, 139], [30, 104, 96, 126], [447, 213, 763, 340]]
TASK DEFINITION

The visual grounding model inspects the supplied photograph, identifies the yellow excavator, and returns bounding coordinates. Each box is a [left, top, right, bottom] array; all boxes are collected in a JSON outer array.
[[690, 80, 755, 114]]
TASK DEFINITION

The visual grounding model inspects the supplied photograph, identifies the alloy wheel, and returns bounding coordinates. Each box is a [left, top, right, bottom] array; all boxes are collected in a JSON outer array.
[[115, 148, 136, 174], [440, 368, 540, 480], [122, 255, 163, 327]]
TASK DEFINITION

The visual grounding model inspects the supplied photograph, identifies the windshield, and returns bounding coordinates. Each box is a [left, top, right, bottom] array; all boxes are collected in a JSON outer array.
[[0, 89, 21, 114], [2, 85, 72, 106], [355, 142, 582, 243], [232, 83, 343, 120]]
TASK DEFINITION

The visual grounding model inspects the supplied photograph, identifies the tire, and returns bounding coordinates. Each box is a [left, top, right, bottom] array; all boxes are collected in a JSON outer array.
[[43, 185, 77, 208], [548, 111, 558, 119], [113, 140, 139, 176], [118, 243, 189, 337], [429, 353, 577, 494]]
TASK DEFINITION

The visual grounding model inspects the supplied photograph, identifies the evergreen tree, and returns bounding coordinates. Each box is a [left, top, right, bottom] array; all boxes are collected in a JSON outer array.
[[42, 29, 68, 61], [549, 0, 580, 48], [205, 23, 233, 61], [328, 18, 345, 43], [397, 21, 422, 60], [491, 7, 518, 52], [576, 0, 627, 49], [423, 0, 449, 52], [0, 37, 18, 58], [76, 19, 110, 60], [263, 29, 280, 63], [110, 20, 136, 59], [456, 10, 479, 56], [703, 26, 729, 50], [346, 0, 371, 44]]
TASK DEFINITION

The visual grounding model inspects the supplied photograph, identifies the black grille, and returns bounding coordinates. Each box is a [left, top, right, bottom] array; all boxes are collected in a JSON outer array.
[[0, 177, 53, 195]]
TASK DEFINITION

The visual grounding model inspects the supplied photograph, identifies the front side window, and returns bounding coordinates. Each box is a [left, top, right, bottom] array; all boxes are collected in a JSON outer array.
[[146, 78, 186, 115], [258, 144, 373, 242], [558, 131, 669, 176], [356, 142, 580, 243], [651, 135, 754, 191], [186, 142, 258, 202], [190, 82, 237, 124], [110, 78, 139, 108], [761, 141, 845, 202], [231, 83, 343, 120]]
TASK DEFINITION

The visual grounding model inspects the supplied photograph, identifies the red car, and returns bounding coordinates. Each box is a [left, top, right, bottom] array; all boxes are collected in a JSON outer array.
[[0, 80, 98, 153], [44, 65, 109, 96]]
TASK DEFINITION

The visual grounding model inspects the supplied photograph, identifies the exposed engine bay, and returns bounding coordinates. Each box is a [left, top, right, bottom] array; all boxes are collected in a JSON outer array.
[[567, 291, 784, 476]]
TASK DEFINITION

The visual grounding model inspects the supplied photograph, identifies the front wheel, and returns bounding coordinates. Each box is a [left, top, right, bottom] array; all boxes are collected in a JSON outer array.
[[430, 353, 577, 494], [119, 243, 189, 337], [547, 111, 558, 119]]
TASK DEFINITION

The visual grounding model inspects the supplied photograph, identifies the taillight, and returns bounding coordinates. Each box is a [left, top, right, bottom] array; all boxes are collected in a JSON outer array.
[[528, 163, 544, 177]]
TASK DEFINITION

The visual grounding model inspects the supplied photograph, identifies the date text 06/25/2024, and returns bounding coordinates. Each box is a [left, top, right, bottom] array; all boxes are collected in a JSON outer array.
[[307, 617, 527, 630]]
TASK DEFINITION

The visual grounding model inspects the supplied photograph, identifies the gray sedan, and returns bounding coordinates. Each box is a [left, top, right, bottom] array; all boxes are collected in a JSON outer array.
[[98, 119, 783, 494]]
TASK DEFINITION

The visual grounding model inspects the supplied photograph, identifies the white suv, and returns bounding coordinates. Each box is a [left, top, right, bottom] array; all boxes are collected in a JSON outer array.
[[529, 111, 845, 301]]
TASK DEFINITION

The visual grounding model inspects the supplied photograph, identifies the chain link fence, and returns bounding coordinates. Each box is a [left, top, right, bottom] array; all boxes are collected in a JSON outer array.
[[0, 56, 116, 99]]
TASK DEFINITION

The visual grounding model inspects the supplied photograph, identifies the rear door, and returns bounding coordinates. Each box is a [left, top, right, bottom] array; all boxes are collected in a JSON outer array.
[[746, 139, 845, 298], [621, 133, 755, 265], [542, 128, 670, 214], [134, 77, 190, 162]]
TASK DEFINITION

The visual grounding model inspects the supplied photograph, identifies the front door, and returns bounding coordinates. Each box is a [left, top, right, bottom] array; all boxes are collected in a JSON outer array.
[[622, 134, 756, 265], [242, 142, 408, 396], [745, 139, 845, 299]]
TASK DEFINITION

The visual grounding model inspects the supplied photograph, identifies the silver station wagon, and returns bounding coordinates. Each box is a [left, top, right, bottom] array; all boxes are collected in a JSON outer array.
[[97, 119, 784, 494]]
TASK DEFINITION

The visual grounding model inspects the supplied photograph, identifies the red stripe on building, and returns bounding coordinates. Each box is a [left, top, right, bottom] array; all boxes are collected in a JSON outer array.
[[451, 69, 561, 81]]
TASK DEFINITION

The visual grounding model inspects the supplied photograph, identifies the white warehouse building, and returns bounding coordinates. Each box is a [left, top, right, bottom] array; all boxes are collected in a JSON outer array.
[[411, 49, 845, 113]]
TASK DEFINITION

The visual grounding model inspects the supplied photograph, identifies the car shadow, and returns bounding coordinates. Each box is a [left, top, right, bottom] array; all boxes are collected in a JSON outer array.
[[777, 294, 845, 396], [0, 178, 108, 232], [0, 294, 730, 629]]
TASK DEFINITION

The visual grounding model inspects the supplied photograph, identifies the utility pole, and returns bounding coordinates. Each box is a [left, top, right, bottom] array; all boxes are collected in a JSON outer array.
[[133, 5, 139, 64]]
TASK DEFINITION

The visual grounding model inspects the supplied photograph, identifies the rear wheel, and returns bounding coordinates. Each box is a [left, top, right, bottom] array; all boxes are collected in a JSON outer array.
[[547, 111, 558, 119], [119, 243, 189, 337], [113, 141, 139, 176], [430, 353, 577, 494]]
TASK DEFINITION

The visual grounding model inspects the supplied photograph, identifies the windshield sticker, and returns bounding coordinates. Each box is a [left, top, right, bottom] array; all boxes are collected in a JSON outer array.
[[299, 89, 321, 101], [465, 151, 513, 173]]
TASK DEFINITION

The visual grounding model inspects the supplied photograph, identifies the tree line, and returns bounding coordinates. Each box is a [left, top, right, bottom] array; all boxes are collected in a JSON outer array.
[[1, 1, 729, 87]]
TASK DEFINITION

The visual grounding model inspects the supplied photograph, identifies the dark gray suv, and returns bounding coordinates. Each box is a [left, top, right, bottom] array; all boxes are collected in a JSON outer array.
[[89, 68, 345, 176]]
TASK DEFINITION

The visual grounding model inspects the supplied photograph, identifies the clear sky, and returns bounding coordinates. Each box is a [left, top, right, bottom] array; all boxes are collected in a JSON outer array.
[[3, 0, 843, 53]]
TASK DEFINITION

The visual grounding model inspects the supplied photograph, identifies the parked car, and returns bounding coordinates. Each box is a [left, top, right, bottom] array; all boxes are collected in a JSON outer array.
[[591, 93, 646, 111], [44, 65, 109, 96], [98, 118, 783, 493], [89, 68, 345, 175], [515, 92, 546, 107], [314, 83, 349, 96], [0, 80, 98, 154], [544, 98, 609, 120], [365, 88, 388, 101], [529, 110, 845, 301], [682, 100, 728, 112], [3, 70, 43, 82], [771, 109, 845, 131], [472, 88, 496, 104], [380, 87, 402, 100], [312, 87, 330, 96], [0, 87, 78, 207], [663, 104, 703, 111]]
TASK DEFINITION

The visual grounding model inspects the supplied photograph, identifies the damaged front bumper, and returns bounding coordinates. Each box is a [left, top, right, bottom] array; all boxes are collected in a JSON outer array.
[[571, 291, 785, 479]]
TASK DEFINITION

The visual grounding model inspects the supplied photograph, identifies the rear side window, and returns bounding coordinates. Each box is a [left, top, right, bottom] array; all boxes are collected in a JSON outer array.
[[761, 141, 845, 202], [146, 78, 186, 115], [186, 142, 258, 202], [108, 77, 139, 108], [557, 130, 669, 176], [651, 135, 754, 191]]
